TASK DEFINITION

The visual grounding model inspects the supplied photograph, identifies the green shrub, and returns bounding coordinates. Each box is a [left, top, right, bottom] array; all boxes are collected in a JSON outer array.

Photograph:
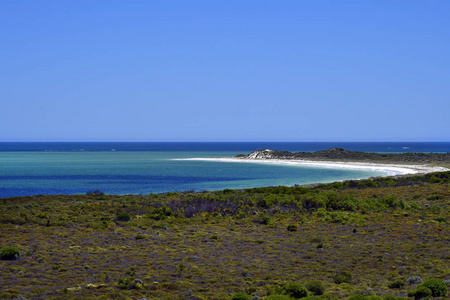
[[347, 295, 367, 300], [333, 271, 352, 284], [387, 280, 405, 289], [116, 212, 131, 222], [301, 195, 325, 212], [417, 278, 447, 297], [409, 203, 419, 209], [320, 294, 339, 300], [383, 296, 406, 300], [330, 182, 344, 189], [287, 224, 297, 232], [36, 212, 49, 219], [149, 206, 173, 220], [86, 190, 105, 196], [116, 277, 144, 290], [428, 177, 443, 184], [412, 286, 432, 300], [117, 277, 133, 289], [433, 216, 446, 223], [135, 234, 146, 240], [230, 292, 251, 300], [262, 216, 274, 225], [322, 211, 354, 224], [235, 211, 246, 219], [282, 282, 308, 298], [379, 195, 405, 209], [305, 280, 325, 295], [0, 246, 20, 260], [265, 295, 292, 300], [324, 192, 358, 211], [302, 296, 338, 300]]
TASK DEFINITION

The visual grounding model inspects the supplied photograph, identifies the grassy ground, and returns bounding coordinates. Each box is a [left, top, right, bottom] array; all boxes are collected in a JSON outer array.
[[0, 173, 449, 299]]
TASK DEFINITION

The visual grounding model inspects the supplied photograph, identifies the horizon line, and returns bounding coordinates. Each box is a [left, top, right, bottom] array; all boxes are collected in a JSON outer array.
[[0, 141, 449, 143]]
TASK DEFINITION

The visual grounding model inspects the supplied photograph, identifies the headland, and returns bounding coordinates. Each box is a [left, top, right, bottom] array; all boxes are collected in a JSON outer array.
[[185, 148, 450, 177]]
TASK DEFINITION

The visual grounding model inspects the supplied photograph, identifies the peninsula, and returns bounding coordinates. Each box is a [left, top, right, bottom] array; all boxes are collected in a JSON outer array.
[[186, 148, 450, 176], [238, 148, 450, 166]]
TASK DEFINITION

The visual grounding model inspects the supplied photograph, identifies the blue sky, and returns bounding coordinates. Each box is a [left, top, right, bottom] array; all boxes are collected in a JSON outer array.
[[1, 1, 449, 142]]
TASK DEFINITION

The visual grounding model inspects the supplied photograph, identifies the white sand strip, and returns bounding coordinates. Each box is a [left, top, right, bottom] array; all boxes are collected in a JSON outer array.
[[176, 157, 448, 176]]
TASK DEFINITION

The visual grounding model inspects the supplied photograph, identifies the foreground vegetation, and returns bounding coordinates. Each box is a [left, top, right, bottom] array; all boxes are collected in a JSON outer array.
[[1, 172, 449, 299]]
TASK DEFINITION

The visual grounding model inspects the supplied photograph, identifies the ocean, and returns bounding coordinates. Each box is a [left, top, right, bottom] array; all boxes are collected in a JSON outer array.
[[0, 142, 449, 198]]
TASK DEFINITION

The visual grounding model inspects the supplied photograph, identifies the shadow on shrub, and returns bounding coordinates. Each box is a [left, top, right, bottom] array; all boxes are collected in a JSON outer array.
[[0, 246, 20, 260], [410, 286, 432, 300], [306, 280, 325, 295], [116, 212, 131, 222]]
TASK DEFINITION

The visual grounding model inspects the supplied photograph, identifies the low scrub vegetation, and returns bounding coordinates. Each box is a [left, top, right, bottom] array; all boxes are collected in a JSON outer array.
[[0, 172, 449, 299]]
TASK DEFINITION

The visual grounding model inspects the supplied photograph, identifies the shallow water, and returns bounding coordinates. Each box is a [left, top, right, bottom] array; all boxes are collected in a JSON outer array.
[[1, 142, 449, 197]]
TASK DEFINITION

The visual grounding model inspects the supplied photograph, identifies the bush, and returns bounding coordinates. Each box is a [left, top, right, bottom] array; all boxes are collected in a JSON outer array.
[[149, 206, 173, 220], [117, 277, 133, 289], [428, 176, 443, 184], [347, 295, 367, 300], [302, 296, 337, 300], [265, 295, 292, 300], [282, 282, 308, 298], [86, 190, 105, 196], [135, 234, 146, 240], [412, 286, 432, 300], [320, 294, 339, 300], [262, 216, 274, 225], [287, 224, 297, 232], [379, 195, 405, 209], [305, 280, 325, 295], [383, 296, 406, 300], [407, 276, 423, 285], [417, 279, 447, 297], [0, 246, 20, 260], [116, 212, 131, 222], [117, 277, 144, 290], [231, 292, 251, 300], [387, 280, 405, 289], [333, 271, 352, 284], [433, 216, 446, 223]]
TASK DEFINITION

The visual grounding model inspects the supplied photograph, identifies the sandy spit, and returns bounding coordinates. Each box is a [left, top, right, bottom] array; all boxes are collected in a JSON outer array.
[[177, 157, 449, 176]]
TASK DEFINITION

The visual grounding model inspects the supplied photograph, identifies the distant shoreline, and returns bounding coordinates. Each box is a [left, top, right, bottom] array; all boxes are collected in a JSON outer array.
[[179, 157, 448, 176], [196, 148, 450, 177]]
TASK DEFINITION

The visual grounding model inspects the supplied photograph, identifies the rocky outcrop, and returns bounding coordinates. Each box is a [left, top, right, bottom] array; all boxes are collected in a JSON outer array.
[[246, 149, 276, 159], [245, 149, 295, 159]]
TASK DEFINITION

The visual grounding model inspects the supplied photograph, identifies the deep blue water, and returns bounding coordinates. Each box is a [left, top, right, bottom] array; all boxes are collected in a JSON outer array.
[[0, 142, 449, 198], [1, 142, 450, 153]]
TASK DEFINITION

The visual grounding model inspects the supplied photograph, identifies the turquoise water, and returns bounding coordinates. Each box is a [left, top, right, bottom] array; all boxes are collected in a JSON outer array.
[[1, 142, 449, 197]]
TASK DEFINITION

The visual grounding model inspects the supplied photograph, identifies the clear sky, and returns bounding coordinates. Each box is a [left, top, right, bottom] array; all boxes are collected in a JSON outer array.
[[1, 1, 449, 142]]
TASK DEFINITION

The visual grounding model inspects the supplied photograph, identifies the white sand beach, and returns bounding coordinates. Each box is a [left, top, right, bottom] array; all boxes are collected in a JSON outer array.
[[179, 157, 448, 176]]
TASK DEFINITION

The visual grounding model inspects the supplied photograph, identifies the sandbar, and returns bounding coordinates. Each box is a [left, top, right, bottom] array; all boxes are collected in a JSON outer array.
[[177, 157, 448, 176]]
